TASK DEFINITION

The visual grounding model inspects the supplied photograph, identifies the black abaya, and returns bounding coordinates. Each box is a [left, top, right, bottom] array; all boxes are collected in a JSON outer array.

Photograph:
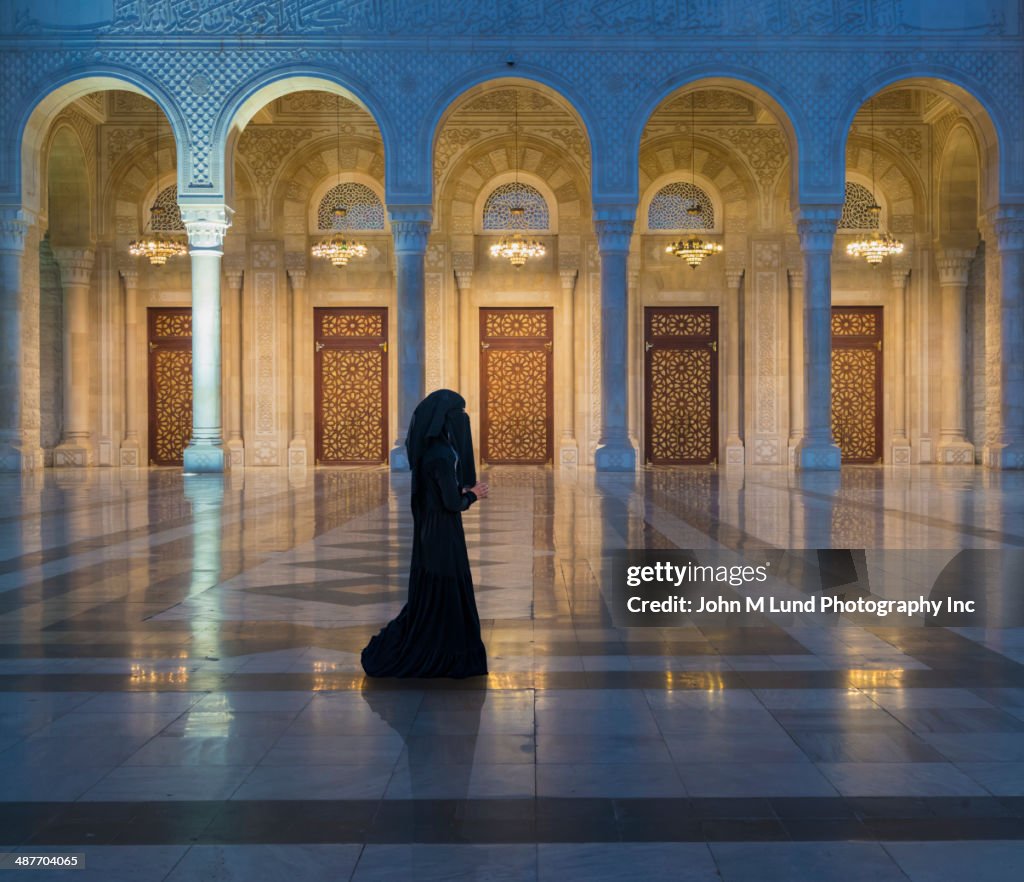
[[361, 441, 488, 678]]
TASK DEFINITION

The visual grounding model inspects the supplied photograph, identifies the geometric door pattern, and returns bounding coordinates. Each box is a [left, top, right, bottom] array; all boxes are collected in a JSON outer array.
[[831, 306, 883, 464], [479, 307, 553, 464], [147, 307, 192, 466], [644, 306, 719, 465], [314, 307, 388, 465]]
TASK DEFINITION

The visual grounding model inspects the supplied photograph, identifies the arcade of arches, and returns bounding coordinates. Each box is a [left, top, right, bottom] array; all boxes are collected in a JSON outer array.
[[3, 78, 1021, 473]]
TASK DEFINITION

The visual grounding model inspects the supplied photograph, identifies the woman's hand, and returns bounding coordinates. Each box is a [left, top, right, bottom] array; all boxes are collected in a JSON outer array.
[[468, 482, 489, 499]]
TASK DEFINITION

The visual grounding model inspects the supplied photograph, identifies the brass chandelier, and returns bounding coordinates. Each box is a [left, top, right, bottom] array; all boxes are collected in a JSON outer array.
[[489, 89, 545, 268], [846, 98, 904, 266], [666, 93, 722, 269], [129, 122, 187, 266], [312, 94, 368, 268]]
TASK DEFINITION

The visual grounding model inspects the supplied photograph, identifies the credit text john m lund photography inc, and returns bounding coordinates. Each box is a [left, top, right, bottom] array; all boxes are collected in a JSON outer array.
[[1, 1, 1024, 881]]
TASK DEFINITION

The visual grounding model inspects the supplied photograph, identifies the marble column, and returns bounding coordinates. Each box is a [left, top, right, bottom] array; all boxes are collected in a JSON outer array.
[[725, 268, 745, 467], [181, 204, 232, 474], [52, 246, 96, 467], [118, 268, 141, 467], [787, 268, 804, 466], [0, 210, 29, 471], [594, 211, 638, 471], [986, 209, 1024, 469], [890, 265, 912, 465], [560, 268, 579, 466], [223, 262, 245, 468], [935, 249, 976, 464], [387, 206, 431, 470], [796, 206, 842, 470], [286, 264, 307, 468]]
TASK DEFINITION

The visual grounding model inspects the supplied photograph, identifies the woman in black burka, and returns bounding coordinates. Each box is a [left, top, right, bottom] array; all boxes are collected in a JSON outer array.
[[361, 389, 490, 678]]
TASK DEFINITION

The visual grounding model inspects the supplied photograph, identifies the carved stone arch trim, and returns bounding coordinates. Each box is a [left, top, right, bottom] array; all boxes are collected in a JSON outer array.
[[307, 173, 388, 233], [425, 71, 595, 204], [834, 72, 1005, 211], [937, 121, 982, 237], [216, 70, 393, 205], [102, 135, 179, 238], [631, 71, 805, 207], [843, 135, 924, 231], [16, 71, 185, 214], [472, 171, 559, 235], [40, 118, 96, 240], [639, 171, 725, 234]]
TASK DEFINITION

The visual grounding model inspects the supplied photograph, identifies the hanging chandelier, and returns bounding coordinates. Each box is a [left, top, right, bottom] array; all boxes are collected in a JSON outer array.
[[129, 123, 187, 266], [666, 237, 724, 268], [311, 96, 367, 268], [490, 90, 545, 268], [667, 92, 722, 270], [846, 98, 903, 266]]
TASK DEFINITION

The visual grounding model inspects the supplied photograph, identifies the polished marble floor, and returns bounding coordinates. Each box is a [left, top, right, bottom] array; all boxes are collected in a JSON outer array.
[[1, 465, 1024, 880]]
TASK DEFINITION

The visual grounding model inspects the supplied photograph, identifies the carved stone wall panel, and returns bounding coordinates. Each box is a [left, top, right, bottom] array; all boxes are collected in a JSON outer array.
[[252, 268, 279, 464], [425, 272, 443, 392]]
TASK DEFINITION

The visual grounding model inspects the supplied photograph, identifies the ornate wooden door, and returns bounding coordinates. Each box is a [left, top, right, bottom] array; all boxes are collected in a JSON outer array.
[[480, 308, 553, 464], [644, 307, 719, 465], [831, 306, 883, 464], [314, 307, 388, 465], [147, 308, 192, 466]]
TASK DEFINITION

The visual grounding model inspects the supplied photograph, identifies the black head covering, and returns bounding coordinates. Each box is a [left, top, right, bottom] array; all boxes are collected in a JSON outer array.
[[405, 390, 476, 486]]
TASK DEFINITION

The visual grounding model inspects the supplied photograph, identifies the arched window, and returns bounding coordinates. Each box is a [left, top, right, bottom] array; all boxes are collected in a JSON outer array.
[[840, 181, 881, 229], [647, 181, 714, 231], [150, 185, 184, 231], [482, 182, 549, 230], [316, 182, 385, 230]]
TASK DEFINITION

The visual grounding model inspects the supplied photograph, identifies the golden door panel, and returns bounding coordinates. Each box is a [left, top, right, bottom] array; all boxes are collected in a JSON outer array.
[[644, 307, 719, 465], [480, 307, 553, 464], [315, 307, 388, 465], [147, 307, 192, 466], [831, 306, 883, 464]]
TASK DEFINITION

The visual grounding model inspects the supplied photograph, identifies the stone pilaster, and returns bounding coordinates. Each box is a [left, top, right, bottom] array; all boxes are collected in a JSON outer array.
[[181, 203, 232, 474], [118, 268, 141, 467], [388, 205, 432, 470], [795, 205, 842, 470], [725, 267, 745, 467], [286, 259, 308, 468], [593, 207, 638, 471], [0, 210, 33, 471], [935, 249, 976, 464], [52, 246, 96, 467], [890, 264, 913, 465], [985, 208, 1024, 469], [560, 269, 580, 466], [787, 268, 804, 466], [223, 260, 245, 468]]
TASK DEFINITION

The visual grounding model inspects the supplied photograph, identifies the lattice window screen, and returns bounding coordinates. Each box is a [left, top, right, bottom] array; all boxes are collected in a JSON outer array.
[[150, 185, 184, 231], [317, 182, 385, 230], [840, 181, 881, 229], [647, 182, 715, 230], [482, 182, 550, 230]]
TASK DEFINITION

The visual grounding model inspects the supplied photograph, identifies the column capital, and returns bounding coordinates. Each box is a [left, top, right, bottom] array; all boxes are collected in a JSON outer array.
[[787, 267, 804, 288], [594, 219, 634, 253], [993, 206, 1024, 253], [890, 263, 911, 290], [52, 246, 96, 287], [180, 203, 233, 251], [286, 268, 306, 291], [0, 208, 29, 253], [559, 269, 578, 291], [454, 269, 473, 290], [795, 204, 842, 253], [935, 249, 974, 286], [388, 205, 432, 254], [119, 267, 140, 291], [725, 268, 745, 291], [224, 269, 244, 292]]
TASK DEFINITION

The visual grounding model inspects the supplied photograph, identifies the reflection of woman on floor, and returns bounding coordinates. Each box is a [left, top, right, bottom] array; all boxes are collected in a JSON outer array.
[[361, 389, 490, 678]]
